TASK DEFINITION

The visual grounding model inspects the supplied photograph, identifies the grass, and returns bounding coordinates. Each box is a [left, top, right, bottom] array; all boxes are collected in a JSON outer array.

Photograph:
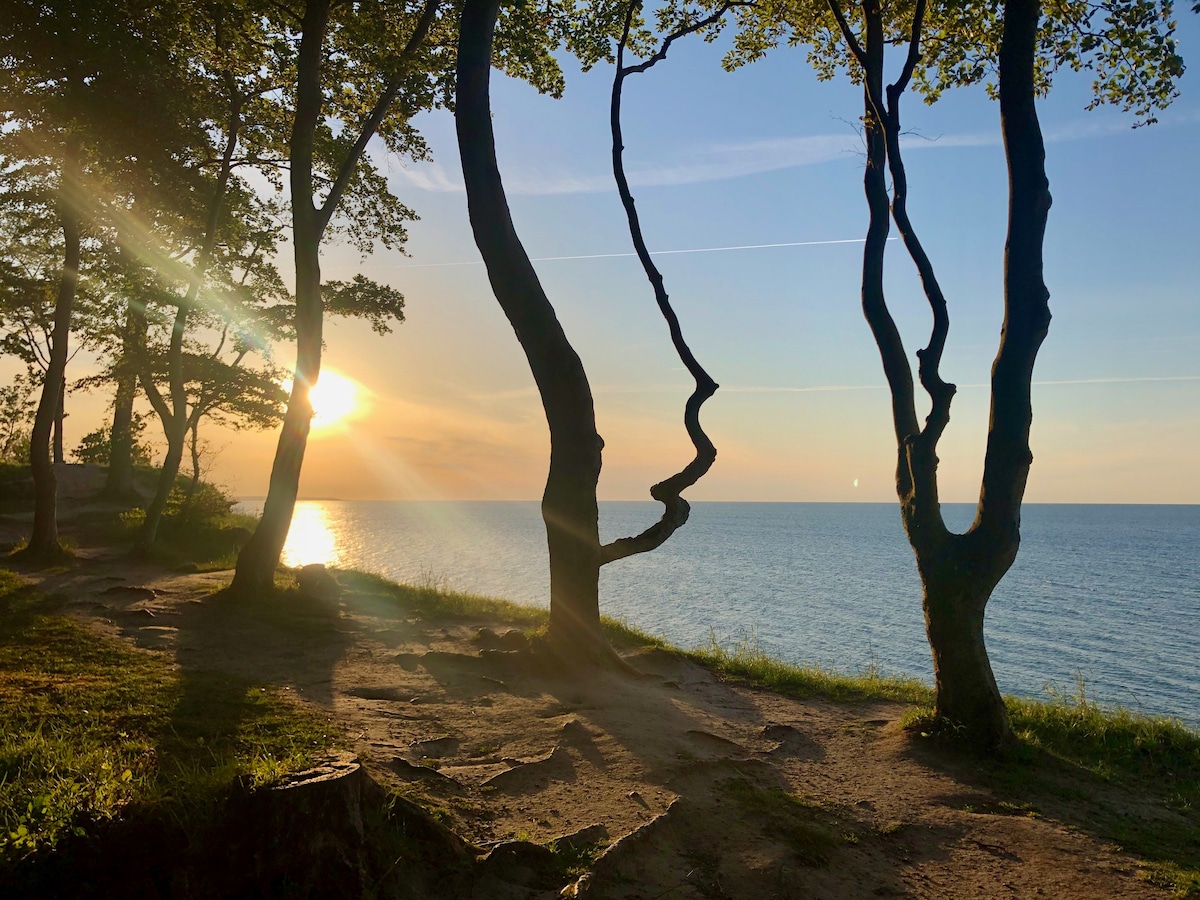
[[2, 546, 1195, 892], [0, 568, 337, 863], [684, 627, 934, 704]]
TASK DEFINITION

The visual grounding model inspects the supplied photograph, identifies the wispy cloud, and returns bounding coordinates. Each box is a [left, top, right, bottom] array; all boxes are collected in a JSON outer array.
[[391, 108, 1200, 198], [723, 374, 1200, 394]]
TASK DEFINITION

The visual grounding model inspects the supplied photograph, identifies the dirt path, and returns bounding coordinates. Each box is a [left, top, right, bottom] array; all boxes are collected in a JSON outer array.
[[14, 552, 1173, 899]]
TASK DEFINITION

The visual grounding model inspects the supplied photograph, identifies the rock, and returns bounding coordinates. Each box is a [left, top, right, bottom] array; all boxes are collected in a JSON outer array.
[[479, 840, 556, 887], [559, 719, 592, 741], [296, 563, 341, 602], [483, 746, 574, 791], [552, 823, 609, 853], [410, 735, 461, 759], [388, 757, 466, 792]]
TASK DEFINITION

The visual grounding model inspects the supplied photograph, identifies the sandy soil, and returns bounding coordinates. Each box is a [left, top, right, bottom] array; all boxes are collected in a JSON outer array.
[[5, 534, 1177, 900]]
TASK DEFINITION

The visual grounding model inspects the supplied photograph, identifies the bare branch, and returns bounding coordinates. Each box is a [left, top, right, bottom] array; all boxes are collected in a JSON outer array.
[[601, 0, 721, 566]]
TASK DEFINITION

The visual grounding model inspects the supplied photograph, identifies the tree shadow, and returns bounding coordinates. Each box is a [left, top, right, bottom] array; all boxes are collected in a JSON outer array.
[[898, 730, 1199, 886]]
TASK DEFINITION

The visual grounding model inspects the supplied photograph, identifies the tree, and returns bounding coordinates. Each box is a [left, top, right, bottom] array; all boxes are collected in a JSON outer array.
[[72, 413, 151, 467], [722, 0, 1182, 746], [1, 0, 199, 555], [229, 0, 442, 598], [456, 0, 725, 658], [0, 371, 36, 463]]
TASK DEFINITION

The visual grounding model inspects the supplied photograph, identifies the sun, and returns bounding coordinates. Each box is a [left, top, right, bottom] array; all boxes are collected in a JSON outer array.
[[307, 370, 361, 428]]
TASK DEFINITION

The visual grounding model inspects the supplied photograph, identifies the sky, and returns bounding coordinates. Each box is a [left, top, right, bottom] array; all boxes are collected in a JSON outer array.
[[46, 13, 1200, 504]]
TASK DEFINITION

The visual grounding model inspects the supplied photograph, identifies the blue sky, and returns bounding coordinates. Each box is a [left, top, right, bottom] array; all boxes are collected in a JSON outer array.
[[172, 13, 1200, 503]]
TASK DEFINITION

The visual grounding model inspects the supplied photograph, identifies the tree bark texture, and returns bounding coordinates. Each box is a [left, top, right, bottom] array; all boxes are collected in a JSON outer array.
[[456, 0, 608, 653], [28, 142, 81, 556]]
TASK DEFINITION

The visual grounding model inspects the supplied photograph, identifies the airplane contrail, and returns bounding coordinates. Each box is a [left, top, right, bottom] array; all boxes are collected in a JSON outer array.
[[393, 237, 881, 269], [724, 375, 1200, 394]]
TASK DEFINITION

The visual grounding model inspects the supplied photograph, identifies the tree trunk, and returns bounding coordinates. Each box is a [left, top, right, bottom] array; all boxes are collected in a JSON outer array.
[[905, 0, 1049, 750], [229, 221, 322, 596], [104, 297, 145, 502], [182, 419, 202, 513], [229, 1, 333, 600], [909, 529, 1015, 748], [140, 428, 185, 546], [28, 143, 81, 557], [52, 379, 65, 465], [456, 0, 607, 654]]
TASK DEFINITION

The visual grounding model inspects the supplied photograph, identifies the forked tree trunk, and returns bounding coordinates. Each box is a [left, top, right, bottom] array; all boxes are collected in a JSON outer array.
[[920, 0, 1050, 746], [28, 143, 81, 557], [456, 0, 607, 654], [831, 0, 1048, 749], [138, 299, 191, 550]]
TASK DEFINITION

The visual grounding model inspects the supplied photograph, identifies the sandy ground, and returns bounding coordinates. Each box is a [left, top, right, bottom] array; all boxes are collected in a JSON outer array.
[[4, 532, 1179, 900]]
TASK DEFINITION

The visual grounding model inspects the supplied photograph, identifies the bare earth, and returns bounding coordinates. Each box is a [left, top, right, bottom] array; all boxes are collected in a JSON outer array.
[[6, 533, 1176, 900]]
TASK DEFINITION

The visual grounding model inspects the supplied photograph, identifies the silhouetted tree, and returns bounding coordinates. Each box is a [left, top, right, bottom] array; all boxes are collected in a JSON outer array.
[[722, 0, 1182, 747], [457, 0, 726, 658], [230, 0, 441, 597]]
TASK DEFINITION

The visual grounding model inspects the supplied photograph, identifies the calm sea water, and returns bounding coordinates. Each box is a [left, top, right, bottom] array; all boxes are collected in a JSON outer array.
[[236, 500, 1200, 726]]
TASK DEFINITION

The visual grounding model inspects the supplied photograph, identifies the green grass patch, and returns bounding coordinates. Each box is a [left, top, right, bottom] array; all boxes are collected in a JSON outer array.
[[685, 629, 934, 704], [0, 569, 336, 862], [337, 569, 551, 628]]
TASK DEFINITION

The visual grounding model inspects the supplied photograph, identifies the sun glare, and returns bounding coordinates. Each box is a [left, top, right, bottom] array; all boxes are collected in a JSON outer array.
[[307, 370, 361, 428]]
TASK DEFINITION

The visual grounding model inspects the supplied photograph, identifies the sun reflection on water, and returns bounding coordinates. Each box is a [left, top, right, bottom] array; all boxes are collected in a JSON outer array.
[[281, 503, 341, 567]]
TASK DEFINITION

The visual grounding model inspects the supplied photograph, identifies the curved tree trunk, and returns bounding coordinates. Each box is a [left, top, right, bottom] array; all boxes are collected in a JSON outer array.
[[229, 0, 332, 599], [28, 143, 81, 557], [141, 430, 185, 543], [139, 299, 192, 549], [456, 0, 607, 654]]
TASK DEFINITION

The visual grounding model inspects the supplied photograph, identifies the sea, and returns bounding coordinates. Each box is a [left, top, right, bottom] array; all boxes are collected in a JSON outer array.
[[235, 500, 1200, 727]]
